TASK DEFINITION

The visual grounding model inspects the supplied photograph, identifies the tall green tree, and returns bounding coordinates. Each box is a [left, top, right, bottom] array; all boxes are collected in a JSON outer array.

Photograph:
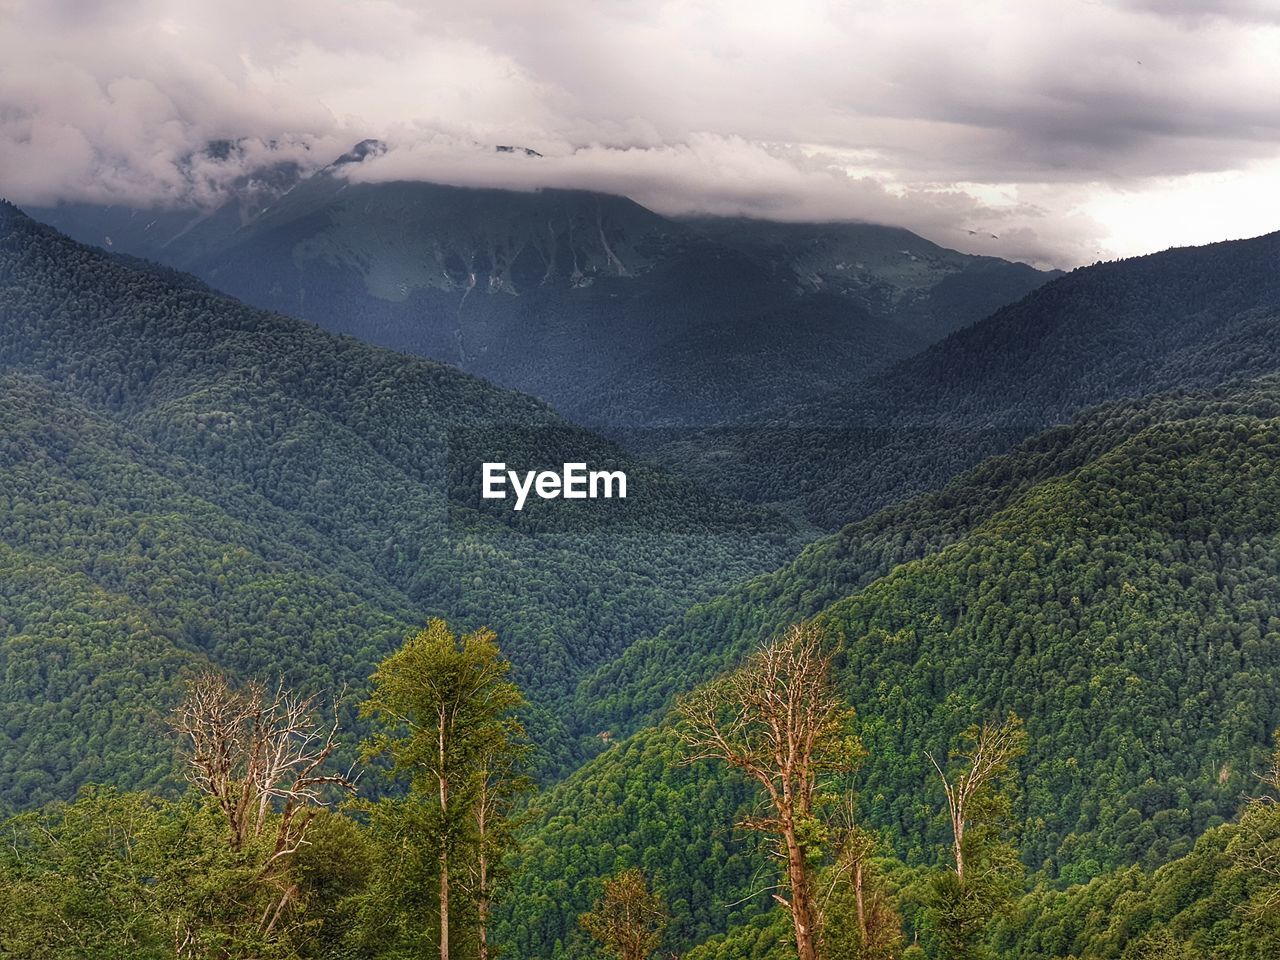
[[922, 714, 1026, 960], [361, 619, 530, 960]]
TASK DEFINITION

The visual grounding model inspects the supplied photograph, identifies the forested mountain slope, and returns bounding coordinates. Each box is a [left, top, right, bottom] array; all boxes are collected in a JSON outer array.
[[499, 377, 1280, 957], [570, 383, 1280, 742], [31, 144, 1056, 428], [645, 229, 1280, 529], [0, 202, 802, 802], [673, 802, 1280, 960], [681, 216, 1052, 347], [989, 812, 1280, 959]]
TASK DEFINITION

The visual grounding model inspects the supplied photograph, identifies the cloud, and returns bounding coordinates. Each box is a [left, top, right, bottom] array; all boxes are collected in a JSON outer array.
[[1, 0, 1278, 267]]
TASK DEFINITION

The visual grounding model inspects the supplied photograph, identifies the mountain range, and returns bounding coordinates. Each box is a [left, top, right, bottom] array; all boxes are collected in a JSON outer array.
[[634, 227, 1280, 528], [0, 201, 802, 799], [30, 141, 1058, 429], [6, 184, 1280, 958]]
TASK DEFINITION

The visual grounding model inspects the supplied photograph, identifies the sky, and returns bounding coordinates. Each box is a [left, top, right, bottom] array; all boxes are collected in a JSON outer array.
[[2, 0, 1279, 268]]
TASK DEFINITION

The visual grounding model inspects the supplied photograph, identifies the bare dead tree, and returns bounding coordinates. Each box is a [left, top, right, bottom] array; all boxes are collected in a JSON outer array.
[[171, 671, 356, 943], [926, 715, 1025, 882], [677, 621, 861, 960]]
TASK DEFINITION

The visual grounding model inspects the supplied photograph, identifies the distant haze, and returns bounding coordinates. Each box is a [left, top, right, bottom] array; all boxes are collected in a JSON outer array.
[[3, 0, 1279, 268]]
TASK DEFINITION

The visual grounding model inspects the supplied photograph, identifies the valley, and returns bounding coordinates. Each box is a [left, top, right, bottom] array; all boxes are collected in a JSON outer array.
[[7, 6, 1279, 957], [5, 168, 1280, 960]]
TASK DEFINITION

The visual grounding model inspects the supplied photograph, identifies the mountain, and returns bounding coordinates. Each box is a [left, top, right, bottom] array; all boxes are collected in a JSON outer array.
[[990, 812, 1276, 958], [680, 216, 1054, 344], [637, 227, 1280, 529], [0, 202, 805, 804], [14, 155, 1280, 959], [496, 376, 1280, 956], [28, 143, 1057, 428]]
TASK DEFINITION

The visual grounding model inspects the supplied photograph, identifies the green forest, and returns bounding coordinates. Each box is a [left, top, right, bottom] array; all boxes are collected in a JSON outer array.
[[0, 201, 802, 795], [643, 229, 1280, 530], [6, 199, 1280, 959], [7, 612, 1280, 960]]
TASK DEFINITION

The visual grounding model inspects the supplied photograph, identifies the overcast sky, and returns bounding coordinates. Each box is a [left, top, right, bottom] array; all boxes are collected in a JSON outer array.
[[2, 0, 1279, 267]]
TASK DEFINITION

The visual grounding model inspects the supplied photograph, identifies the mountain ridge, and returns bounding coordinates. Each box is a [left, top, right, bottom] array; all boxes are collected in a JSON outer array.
[[0, 201, 803, 796], [26, 143, 1059, 428], [633, 226, 1280, 528]]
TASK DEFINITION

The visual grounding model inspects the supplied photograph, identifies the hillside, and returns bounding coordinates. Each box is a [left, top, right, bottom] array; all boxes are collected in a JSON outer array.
[[641, 228, 1280, 528], [663, 804, 1280, 960], [990, 812, 1280, 959], [30, 144, 1056, 428], [499, 377, 1280, 957], [681, 216, 1054, 345], [0, 202, 804, 802]]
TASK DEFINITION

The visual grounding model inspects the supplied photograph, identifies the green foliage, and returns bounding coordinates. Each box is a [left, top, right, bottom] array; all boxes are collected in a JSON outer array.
[[501, 379, 1280, 955], [570, 385, 1280, 745], [362, 620, 525, 794], [683, 909, 795, 960], [0, 787, 349, 959], [290, 809, 378, 955], [579, 869, 668, 960], [990, 800, 1280, 960], [493, 724, 766, 957], [819, 854, 908, 960], [356, 619, 533, 958], [345, 795, 453, 959], [0, 202, 802, 802]]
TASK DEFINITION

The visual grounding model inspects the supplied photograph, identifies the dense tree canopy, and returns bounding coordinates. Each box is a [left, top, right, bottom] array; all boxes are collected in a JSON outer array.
[[0, 201, 802, 800], [498, 378, 1280, 956], [7, 206, 1280, 959]]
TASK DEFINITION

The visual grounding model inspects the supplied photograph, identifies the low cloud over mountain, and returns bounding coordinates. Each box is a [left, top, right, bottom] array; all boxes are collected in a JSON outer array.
[[3, 0, 1279, 267]]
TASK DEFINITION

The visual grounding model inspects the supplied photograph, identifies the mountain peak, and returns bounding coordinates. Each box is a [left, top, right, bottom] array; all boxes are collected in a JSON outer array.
[[331, 138, 388, 167], [495, 144, 544, 157]]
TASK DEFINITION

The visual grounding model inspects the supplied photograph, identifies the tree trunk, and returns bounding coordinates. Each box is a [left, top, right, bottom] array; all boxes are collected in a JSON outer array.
[[440, 847, 450, 960], [854, 858, 866, 949], [439, 713, 450, 960], [783, 825, 819, 960], [477, 847, 490, 960]]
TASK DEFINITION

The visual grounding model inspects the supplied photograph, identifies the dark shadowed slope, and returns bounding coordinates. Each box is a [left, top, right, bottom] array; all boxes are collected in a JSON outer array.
[[642, 229, 1280, 528], [0, 202, 802, 800], [30, 145, 1057, 428]]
